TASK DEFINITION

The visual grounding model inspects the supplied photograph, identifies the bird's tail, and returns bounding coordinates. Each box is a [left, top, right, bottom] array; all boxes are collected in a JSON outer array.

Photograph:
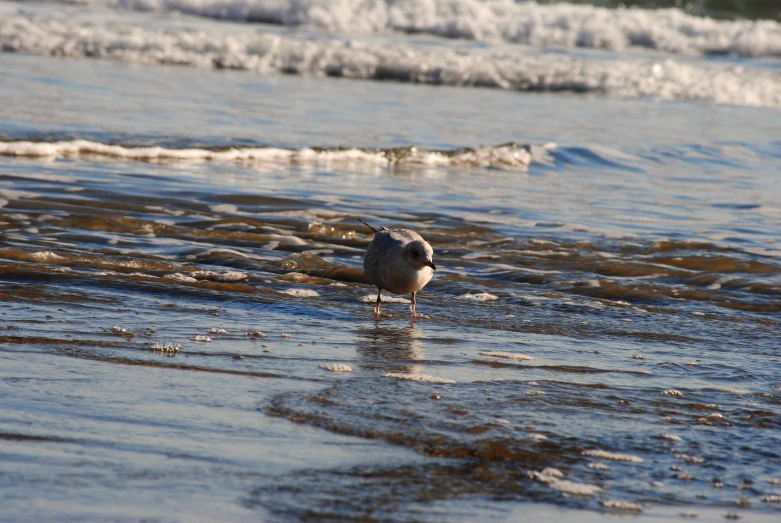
[[357, 218, 383, 234]]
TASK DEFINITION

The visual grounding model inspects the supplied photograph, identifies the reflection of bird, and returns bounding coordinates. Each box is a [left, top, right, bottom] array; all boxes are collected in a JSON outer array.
[[358, 218, 436, 318], [355, 323, 424, 363]]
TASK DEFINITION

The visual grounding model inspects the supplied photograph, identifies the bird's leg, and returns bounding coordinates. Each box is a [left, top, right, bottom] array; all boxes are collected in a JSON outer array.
[[374, 288, 382, 316], [410, 292, 416, 318]]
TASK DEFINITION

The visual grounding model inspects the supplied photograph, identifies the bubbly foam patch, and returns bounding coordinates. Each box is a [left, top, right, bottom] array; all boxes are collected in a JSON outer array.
[[209, 204, 239, 214], [282, 288, 320, 297], [383, 372, 455, 384], [528, 468, 602, 496], [582, 450, 643, 462], [192, 270, 249, 282], [165, 273, 198, 283], [28, 251, 65, 262], [462, 292, 498, 301], [320, 363, 353, 373], [149, 343, 181, 354], [601, 500, 643, 511]]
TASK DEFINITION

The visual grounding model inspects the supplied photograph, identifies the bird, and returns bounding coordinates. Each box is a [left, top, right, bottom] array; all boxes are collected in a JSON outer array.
[[358, 218, 436, 318]]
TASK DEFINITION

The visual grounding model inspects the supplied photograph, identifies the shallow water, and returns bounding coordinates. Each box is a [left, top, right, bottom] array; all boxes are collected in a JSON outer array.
[[2, 1, 781, 521]]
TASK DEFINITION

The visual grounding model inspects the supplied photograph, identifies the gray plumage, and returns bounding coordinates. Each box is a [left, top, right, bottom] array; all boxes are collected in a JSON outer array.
[[359, 219, 436, 318]]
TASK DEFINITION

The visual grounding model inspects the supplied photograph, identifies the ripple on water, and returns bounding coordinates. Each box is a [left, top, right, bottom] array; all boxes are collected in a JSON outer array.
[[383, 373, 456, 384], [2, 141, 781, 520], [262, 377, 780, 514], [479, 351, 535, 361]]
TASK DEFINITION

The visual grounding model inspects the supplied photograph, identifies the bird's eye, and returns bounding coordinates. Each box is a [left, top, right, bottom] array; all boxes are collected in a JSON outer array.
[[412, 251, 419, 257]]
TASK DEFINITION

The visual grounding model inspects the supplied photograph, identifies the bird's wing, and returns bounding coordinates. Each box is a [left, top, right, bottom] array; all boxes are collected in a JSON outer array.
[[365, 230, 396, 269]]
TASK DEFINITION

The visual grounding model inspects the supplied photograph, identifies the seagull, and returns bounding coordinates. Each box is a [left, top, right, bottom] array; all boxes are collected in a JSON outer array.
[[358, 218, 436, 318]]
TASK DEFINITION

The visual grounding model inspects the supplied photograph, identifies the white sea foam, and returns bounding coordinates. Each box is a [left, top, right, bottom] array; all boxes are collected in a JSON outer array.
[[0, 140, 539, 169], [528, 468, 602, 496], [192, 270, 249, 281], [282, 288, 320, 297], [361, 294, 410, 304], [582, 449, 644, 462], [601, 500, 643, 511], [165, 272, 198, 282], [383, 372, 455, 384], [320, 363, 353, 373], [149, 342, 181, 353], [462, 292, 498, 301], [281, 272, 309, 282], [479, 351, 534, 361], [1, 5, 779, 107], [529, 467, 563, 482], [720, 387, 750, 394], [209, 204, 239, 214], [28, 251, 65, 262], [86, 1, 781, 58]]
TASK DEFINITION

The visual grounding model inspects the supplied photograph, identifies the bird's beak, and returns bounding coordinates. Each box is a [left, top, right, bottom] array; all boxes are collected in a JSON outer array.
[[426, 261, 437, 271]]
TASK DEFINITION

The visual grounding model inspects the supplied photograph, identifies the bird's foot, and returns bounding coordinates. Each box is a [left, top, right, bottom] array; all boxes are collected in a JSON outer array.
[[373, 307, 391, 318]]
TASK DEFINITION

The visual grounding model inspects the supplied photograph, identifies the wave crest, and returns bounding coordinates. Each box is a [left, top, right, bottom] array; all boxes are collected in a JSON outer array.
[[0, 139, 550, 170], [109, 1, 781, 57], [2, 8, 780, 107]]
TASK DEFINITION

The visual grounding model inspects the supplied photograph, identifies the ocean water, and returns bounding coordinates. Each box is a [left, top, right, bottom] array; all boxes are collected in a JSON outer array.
[[1, 1, 781, 521]]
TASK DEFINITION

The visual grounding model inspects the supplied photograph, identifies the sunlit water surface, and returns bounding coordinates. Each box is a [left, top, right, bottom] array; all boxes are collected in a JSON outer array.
[[1, 46, 781, 522]]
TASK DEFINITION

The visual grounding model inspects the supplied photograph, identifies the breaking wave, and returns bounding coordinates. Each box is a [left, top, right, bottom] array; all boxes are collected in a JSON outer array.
[[2, 6, 780, 107], [0, 139, 551, 169], [67, 0, 781, 57]]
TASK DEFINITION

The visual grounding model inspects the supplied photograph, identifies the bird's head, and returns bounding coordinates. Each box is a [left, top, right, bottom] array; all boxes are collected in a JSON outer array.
[[403, 240, 436, 272]]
